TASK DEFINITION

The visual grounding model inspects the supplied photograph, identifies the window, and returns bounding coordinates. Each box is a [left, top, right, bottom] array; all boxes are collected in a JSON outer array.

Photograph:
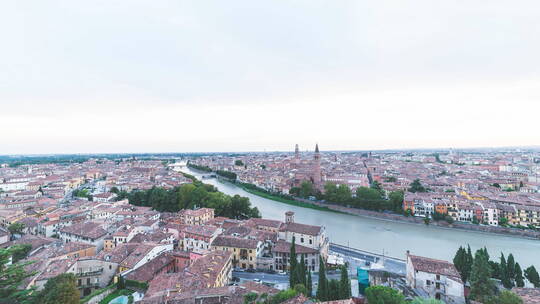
[[426, 280, 431, 285], [300, 238, 304, 243]]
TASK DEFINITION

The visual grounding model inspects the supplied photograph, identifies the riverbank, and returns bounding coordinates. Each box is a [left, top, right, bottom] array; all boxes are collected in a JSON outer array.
[[240, 183, 540, 240], [235, 183, 344, 214]]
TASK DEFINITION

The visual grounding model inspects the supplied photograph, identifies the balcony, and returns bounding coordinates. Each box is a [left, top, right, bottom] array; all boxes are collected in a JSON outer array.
[[76, 269, 104, 277]]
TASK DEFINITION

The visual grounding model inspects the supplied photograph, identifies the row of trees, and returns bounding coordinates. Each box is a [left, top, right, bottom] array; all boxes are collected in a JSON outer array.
[[290, 180, 404, 213], [288, 237, 313, 297], [451, 246, 531, 303], [316, 256, 351, 301], [216, 170, 237, 180], [116, 179, 260, 219], [187, 163, 213, 172], [453, 245, 540, 289]]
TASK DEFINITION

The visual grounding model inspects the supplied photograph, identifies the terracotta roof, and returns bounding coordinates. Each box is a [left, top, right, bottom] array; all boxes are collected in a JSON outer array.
[[280, 222, 322, 236], [273, 240, 318, 254], [59, 222, 107, 239], [408, 254, 462, 283], [512, 288, 540, 304], [212, 236, 259, 249]]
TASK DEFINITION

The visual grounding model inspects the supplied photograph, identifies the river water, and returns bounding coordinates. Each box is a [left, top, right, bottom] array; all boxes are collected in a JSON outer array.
[[182, 168, 540, 269]]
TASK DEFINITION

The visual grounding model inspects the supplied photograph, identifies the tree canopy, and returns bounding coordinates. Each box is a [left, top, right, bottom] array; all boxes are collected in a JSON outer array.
[[119, 180, 260, 219]]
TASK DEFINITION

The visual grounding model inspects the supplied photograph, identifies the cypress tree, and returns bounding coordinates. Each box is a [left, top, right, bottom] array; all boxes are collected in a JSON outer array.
[[328, 280, 340, 300], [525, 266, 540, 288], [465, 245, 474, 281], [307, 270, 313, 297], [515, 263, 525, 288], [339, 264, 351, 299], [453, 247, 467, 282], [507, 254, 516, 284], [316, 256, 328, 301], [500, 253, 512, 288], [299, 254, 307, 287], [289, 237, 298, 288], [469, 250, 495, 303]]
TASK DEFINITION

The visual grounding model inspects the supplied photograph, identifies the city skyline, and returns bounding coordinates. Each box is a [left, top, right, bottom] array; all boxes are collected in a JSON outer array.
[[2, 0, 539, 154]]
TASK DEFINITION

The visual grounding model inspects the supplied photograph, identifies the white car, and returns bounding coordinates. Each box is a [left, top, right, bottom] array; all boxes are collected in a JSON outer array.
[[278, 271, 286, 275], [253, 279, 262, 283]]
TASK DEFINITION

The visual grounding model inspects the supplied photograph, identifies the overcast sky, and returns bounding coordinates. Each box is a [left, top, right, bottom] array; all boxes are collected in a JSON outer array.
[[1, 0, 539, 154]]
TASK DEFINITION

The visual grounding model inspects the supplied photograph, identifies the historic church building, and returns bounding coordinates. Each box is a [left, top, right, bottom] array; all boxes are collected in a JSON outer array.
[[290, 144, 323, 191]]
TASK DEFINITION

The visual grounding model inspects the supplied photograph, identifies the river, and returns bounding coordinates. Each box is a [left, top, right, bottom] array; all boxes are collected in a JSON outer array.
[[182, 167, 540, 269]]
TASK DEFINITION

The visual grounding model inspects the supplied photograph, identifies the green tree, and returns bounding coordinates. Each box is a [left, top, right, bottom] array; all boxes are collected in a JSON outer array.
[[243, 292, 258, 304], [507, 254, 516, 285], [339, 264, 351, 299], [469, 250, 495, 302], [306, 270, 313, 297], [8, 222, 25, 235], [335, 184, 352, 204], [364, 286, 405, 304], [453, 247, 467, 282], [524, 266, 540, 287], [235, 160, 244, 166], [37, 273, 80, 304], [299, 181, 315, 198], [328, 279, 340, 300], [408, 179, 427, 193], [389, 191, 404, 212], [515, 263, 524, 288], [298, 254, 307, 287], [10, 244, 32, 263], [110, 186, 119, 194], [0, 247, 36, 304], [117, 275, 126, 290], [316, 256, 328, 301], [500, 253, 512, 288], [293, 284, 308, 296], [289, 237, 298, 288]]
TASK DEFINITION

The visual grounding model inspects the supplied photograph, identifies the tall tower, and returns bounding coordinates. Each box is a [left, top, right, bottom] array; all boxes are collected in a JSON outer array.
[[313, 144, 322, 190], [285, 211, 295, 223], [295, 144, 300, 163]]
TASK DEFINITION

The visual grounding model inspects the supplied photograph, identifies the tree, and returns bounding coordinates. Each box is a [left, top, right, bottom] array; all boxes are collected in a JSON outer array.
[[364, 286, 405, 304], [293, 284, 308, 296], [515, 263, 525, 288], [8, 222, 25, 236], [38, 273, 80, 304], [298, 254, 307, 287], [299, 181, 315, 198], [110, 186, 119, 194], [524, 266, 540, 287], [507, 254, 516, 285], [500, 253, 512, 288], [117, 275, 126, 290], [389, 191, 404, 212], [328, 280, 340, 300], [469, 250, 495, 302], [306, 270, 313, 297], [289, 237, 298, 288], [235, 160, 244, 166], [0, 246, 37, 304], [453, 247, 468, 283], [339, 264, 351, 299], [10, 244, 32, 263], [408, 179, 427, 193], [316, 256, 328, 301]]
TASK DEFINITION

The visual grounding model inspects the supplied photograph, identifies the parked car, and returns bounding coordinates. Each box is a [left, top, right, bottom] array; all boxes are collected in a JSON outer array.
[[246, 268, 256, 273], [253, 279, 261, 283], [278, 271, 286, 275]]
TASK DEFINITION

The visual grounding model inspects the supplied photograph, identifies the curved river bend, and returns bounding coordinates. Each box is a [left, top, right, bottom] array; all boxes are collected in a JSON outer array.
[[183, 168, 540, 269]]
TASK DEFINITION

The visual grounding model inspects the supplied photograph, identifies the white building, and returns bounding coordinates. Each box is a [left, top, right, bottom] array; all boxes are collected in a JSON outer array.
[[406, 251, 465, 304]]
